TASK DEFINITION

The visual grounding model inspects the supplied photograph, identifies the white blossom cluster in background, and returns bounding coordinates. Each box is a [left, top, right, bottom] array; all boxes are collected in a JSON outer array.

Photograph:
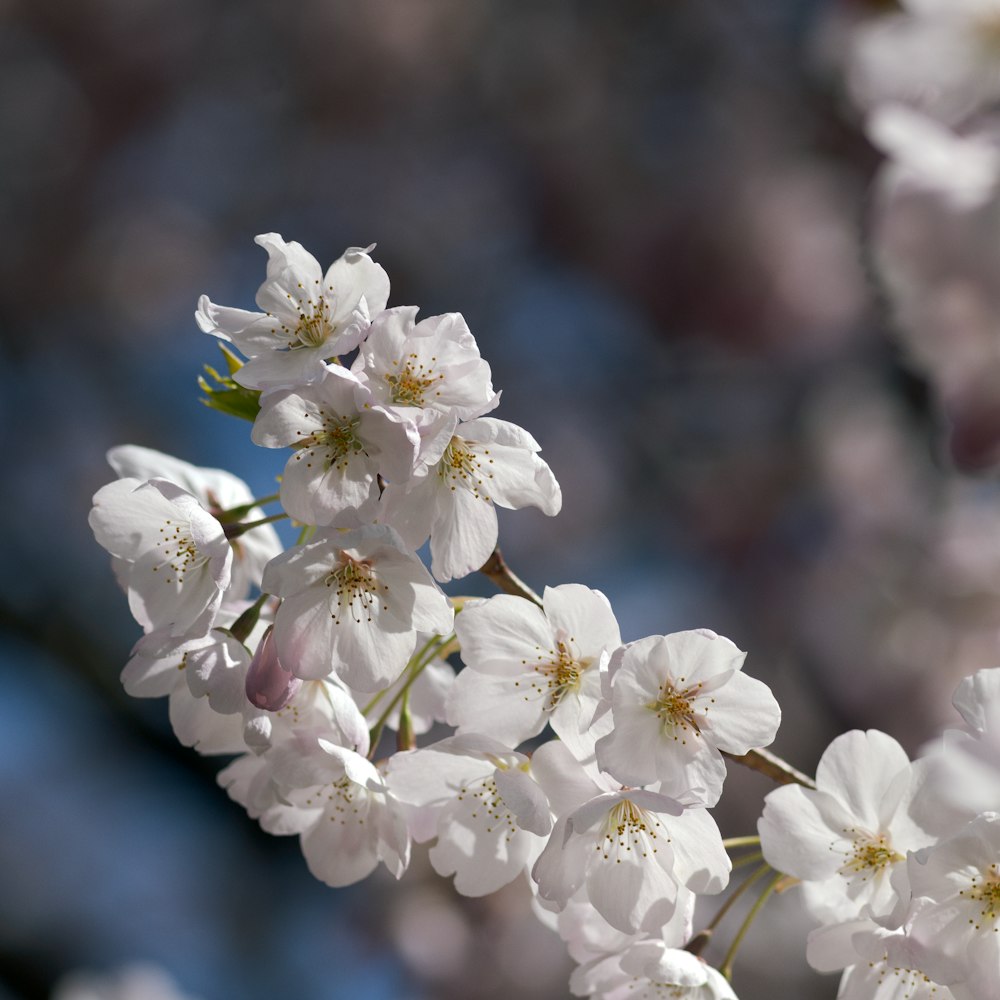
[[848, 0, 1000, 473], [736, 3, 1000, 998], [87, 227, 1000, 998], [52, 964, 201, 1000]]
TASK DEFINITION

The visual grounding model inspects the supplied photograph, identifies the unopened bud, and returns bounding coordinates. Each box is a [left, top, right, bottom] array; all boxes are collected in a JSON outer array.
[[245, 626, 301, 711]]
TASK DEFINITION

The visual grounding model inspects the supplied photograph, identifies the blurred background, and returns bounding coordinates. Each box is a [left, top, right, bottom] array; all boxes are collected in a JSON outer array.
[[3, 0, 995, 997]]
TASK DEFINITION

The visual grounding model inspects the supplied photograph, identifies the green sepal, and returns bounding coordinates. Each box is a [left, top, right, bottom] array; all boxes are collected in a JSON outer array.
[[198, 345, 261, 423]]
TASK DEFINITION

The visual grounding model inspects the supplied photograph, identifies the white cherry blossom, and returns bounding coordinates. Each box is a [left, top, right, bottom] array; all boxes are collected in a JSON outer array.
[[387, 733, 551, 896], [105, 444, 281, 600], [538, 892, 700, 1000], [90, 477, 233, 637], [530, 741, 730, 935], [243, 674, 370, 756], [379, 416, 561, 582], [595, 630, 780, 807], [807, 915, 955, 1000], [124, 625, 247, 755], [918, 667, 1000, 823], [759, 730, 934, 924], [449, 585, 620, 756], [907, 812, 1000, 1000], [849, 2, 1000, 125], [352, 305, 499, 463], [867, 105, 1000, 211], [53, 964, 202, 1000], [251, 366, 417, 527], [196, 235, 389, 390], [220, 733, 409, 887], [262, 524, 454, 690], [570, 938, 738, 1000]]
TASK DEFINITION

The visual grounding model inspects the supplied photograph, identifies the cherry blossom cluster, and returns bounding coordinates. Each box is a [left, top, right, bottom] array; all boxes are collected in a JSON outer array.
[[759, 670, 1000, 1000], [88, 224, 1000, 999], [88, 235, 792, 998]]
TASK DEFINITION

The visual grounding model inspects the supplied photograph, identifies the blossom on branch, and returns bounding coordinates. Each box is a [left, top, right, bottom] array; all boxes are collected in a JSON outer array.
[[262, 524, 454, 690], [196, 235, 389, 391], [595, 630, 780, 807]]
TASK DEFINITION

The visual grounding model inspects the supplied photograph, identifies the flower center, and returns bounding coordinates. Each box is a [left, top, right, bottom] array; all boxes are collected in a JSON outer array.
[[647, 677, 706, 744], [296, 414, 365, 471], [960, 863, 1000, 928], [384, 355, 444, 406], [324, 554, 389, 624], [153, 518, 207, 585], [838, 831, 903, 881], [456, 776, 516, 841], [600, 798, 664, 861], [514, 635, 590, 712], [440, 438, 494, 500], [303, 775, 371, 825]]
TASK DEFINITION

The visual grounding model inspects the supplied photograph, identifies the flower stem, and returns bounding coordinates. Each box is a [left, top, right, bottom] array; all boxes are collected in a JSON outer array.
[[722, 836, 761, 850], [229, 592, 271, 643], [214, 494, 281, 523], [720, 870, 785, 981], [684, 862, 771, 957], [397, 692, 415, 752], [224, 512, 288, 539], [367, 632, 454, 756]]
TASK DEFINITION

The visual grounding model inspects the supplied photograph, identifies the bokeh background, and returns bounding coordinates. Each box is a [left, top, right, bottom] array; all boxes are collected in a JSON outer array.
[[2, 1, 994, 998]]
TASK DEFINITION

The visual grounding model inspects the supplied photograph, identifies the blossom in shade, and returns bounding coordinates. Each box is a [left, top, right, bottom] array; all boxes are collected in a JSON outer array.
[[90, 477, 233, 637], [806, 915, 954, 1000], [906, 812, 1000, 1000], [595, 630, 780, 807], [448, 585, 620, 756], [124, 625, 248, 755], [919, 667, 1000, 821], [196, 235, 389, 390], [220, 734, 409, 887], [105, 444, 281, 599], [570, 939, 738, 1000], [530, 741, 730, 935], [536, 894, 700, 1000], [387, 733, 551, 896], [262, 524, 454, 690]]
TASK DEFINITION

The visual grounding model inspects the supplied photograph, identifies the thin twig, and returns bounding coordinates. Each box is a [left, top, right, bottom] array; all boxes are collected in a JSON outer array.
[[478, 546, 543, 607], [722, 748, 816, 789]]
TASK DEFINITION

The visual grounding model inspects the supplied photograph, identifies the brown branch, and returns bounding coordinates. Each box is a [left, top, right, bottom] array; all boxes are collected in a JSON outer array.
[[478, 546, 543, 607], [722, 747, 816, 789]]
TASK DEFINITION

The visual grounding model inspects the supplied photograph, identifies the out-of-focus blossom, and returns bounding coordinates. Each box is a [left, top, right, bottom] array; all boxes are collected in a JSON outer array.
[[867, 104, 1000, 210]]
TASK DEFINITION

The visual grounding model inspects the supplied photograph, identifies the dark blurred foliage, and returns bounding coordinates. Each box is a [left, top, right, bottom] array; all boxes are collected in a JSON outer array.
[[3, 1, 992, 998]]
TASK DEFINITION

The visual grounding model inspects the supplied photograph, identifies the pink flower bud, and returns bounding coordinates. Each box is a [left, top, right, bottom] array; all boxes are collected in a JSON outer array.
[[245, 626, 301, 711]]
